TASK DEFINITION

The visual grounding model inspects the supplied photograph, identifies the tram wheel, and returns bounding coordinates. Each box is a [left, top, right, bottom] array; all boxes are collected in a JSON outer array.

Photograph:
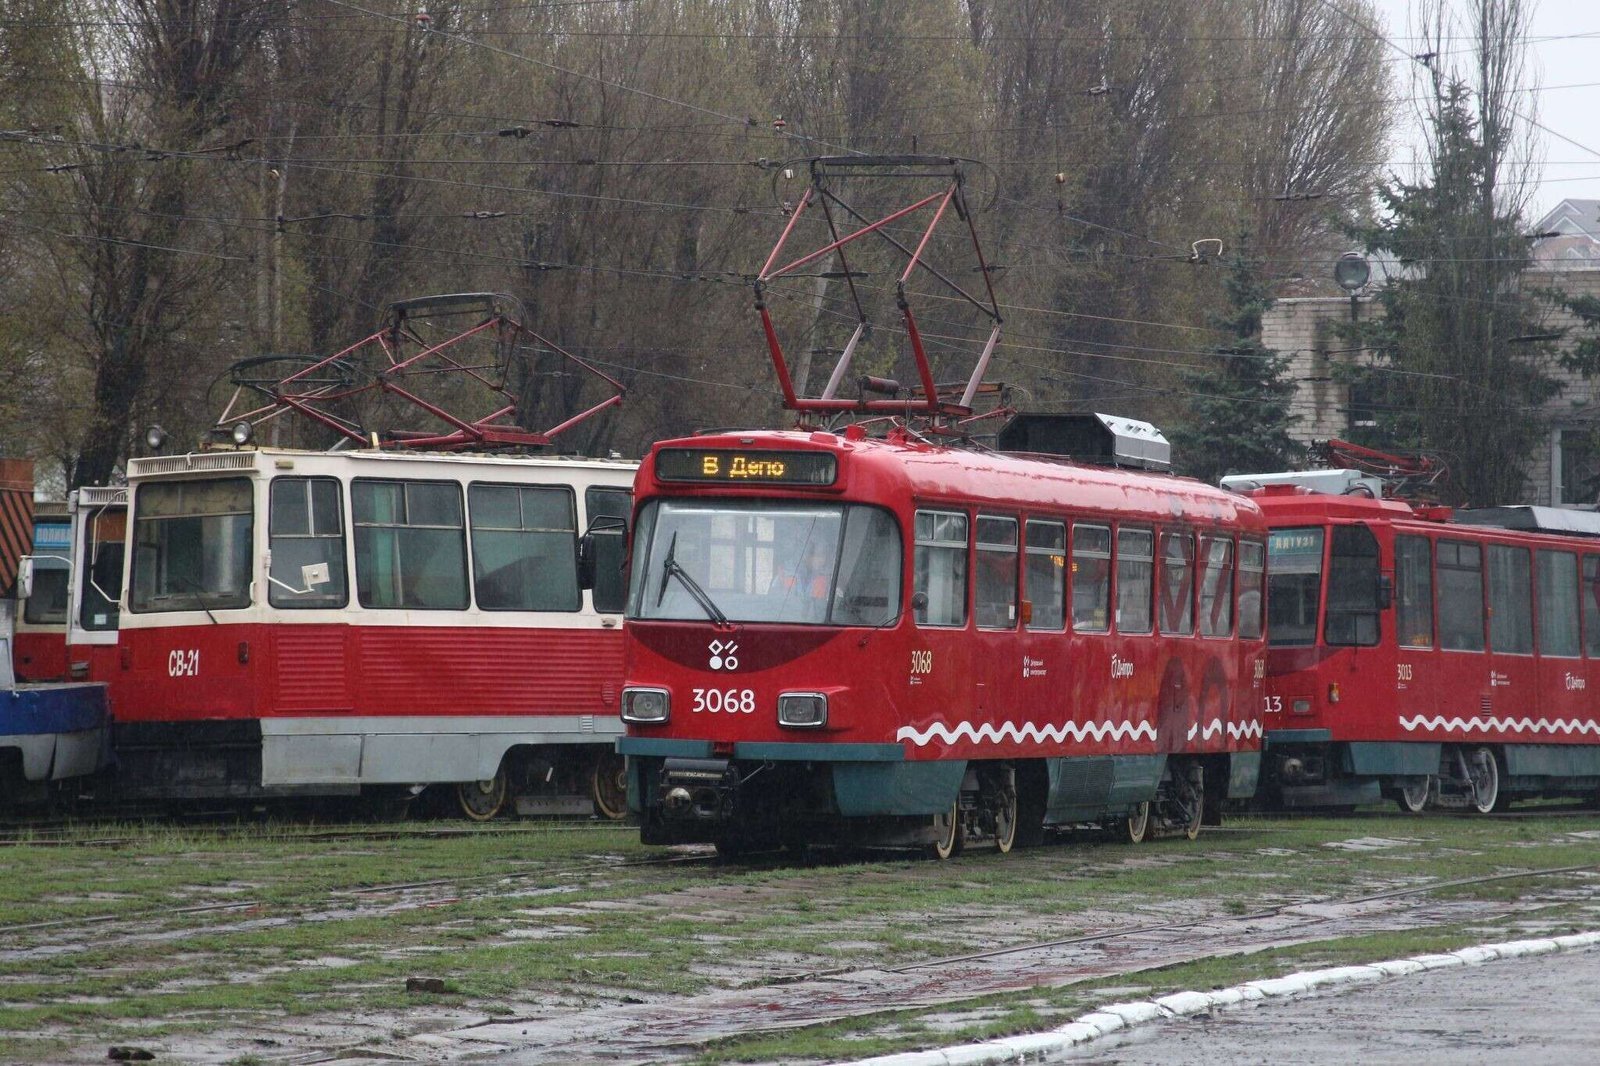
[[993, 778, 1018, 855], [590, 751, 629, 821], [1123, 801, 1151, 844], [929, 802, 965, 860], [457, 769, 509, 821], [1396, 776, 1432, 814], [1468, 747, 1502, 815], [1181, 767, 1204, 841]]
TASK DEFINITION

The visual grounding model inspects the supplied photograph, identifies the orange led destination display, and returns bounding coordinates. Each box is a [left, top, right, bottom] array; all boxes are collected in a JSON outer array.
[[655, 448, 838, 485]]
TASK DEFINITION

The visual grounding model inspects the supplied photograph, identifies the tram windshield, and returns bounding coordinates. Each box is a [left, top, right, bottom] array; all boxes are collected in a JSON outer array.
[[1266, 526, 1324, 646], [627, 499, 902, 626], [130, 478, 254, 612], [78, 507, 126, 631]]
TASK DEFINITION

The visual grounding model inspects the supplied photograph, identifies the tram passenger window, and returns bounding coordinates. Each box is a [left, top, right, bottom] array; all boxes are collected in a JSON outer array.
[[1396, 535, 1434, 648], [268, 478, 348, 609], [585, 487, 632, 614], [1584, 557, 1600, 657], [1024, 520, 1066, 631], [1538, 550, 1580, 658], [1237, 539, 1265, 640], [834, 507, 902, 626], [1198, 536, 1234, 638], [1488, 544, 1533, 654], [914, 510, 967, 627], [1159, 532, 1194, 635], [469, 484, 579, 612], [1326, 525, 1380, 647], [1115, 527, 1153, 634], [1071, 524, 1111, 632], [1437, 540, 1485, 651], [352, 480, 468, 610], [130, 478, 254, 612], [975, 516, 1018, 629]]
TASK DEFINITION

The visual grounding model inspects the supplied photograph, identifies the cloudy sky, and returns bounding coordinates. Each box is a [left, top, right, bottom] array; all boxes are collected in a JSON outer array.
[[1368, 0, 1600, 222]]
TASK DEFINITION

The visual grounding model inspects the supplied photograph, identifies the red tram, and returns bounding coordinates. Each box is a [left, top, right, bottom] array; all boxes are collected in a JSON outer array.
[[617, 424, 1268, 854], [1232, 470, 1600, 813], [108, 447, 635, 816]]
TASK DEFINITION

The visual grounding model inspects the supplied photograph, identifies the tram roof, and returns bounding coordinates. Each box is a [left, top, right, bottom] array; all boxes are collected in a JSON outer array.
[[647, 429, 1263, 529], [126, 446, 638, 482]]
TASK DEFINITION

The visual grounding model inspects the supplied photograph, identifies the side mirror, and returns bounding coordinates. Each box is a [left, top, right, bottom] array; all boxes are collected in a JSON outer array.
[[1377, 573, 1394, 611], [578, 515, 628, 591], [910, 591, 929, 612], [14, 556, 33, 600]]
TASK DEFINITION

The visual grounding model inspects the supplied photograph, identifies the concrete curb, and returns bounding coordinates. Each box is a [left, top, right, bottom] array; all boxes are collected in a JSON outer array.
[[845, 930, 1600, 1066]]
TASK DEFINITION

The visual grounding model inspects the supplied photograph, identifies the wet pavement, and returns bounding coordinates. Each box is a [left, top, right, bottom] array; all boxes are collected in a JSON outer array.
[[1070, 943, 1600, 1065]]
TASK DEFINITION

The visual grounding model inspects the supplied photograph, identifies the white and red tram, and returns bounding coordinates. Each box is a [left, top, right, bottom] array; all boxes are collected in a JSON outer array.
[[105, 446, 635, 817], [1232, 471, 1600, 813], [618, 424, 1268, 854]]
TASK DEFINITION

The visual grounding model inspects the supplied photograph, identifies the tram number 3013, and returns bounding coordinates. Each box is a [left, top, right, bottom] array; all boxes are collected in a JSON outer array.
[[168, 649, 201, 677], [691, 688, 756, 714]]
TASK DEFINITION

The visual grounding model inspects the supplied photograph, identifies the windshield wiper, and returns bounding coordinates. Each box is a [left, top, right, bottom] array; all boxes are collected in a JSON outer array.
[[654, 531, 730, 627]]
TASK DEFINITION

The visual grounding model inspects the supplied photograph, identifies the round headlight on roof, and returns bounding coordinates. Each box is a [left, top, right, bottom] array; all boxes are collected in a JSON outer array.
[[231, 421, 255, 446], [144, 424, 167, 451]]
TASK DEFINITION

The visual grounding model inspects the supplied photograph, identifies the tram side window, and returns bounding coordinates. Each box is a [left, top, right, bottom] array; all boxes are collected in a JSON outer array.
[[1537, 549, 1580, 658], [23, 566, 69, 624], [1437, 540, 1485, 651], [1396, 534, 1434, 648], [1024, 520, 1066, 631], [1159, 532, 1194, 635], [130, 478, 254, 612], [1325, 524, 1380, 647], [268, 477, 348, 609], [1488, 544, 1533, 654], [79, 519, 125, 632], [469, 483, 579, 612], [975, 516, 1018, 629], [1584, 557, 1600, 658], [1115, 527, 1153, 634], [585, 486, 632, 614], [914, 510, 967, 626], [1237, 538, 1265, 640], [353, 480, 468, 610], [1071, 524, 1111, 631], [1198, 536, 1234, 638]]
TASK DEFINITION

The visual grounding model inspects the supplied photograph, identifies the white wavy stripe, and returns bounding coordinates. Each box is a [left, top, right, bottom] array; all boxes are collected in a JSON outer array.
[[1399, 715, 1600, 736], [1186, 719, 1264, 741], [897, 719, 1157, 747]]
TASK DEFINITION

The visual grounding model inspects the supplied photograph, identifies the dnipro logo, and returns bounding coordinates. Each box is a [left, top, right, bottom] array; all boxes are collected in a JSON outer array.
[[708, 639, 740, 671]]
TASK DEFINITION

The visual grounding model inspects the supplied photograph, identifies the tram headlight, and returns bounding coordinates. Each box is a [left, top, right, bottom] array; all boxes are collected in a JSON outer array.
[[621, 687, 670, 724], [778, 692, 828, 729]]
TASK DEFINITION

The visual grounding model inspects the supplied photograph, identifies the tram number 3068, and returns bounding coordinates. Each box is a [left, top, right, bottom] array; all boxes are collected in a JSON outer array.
[[168, 649, 201, 677], [691, 688, 756, 714]]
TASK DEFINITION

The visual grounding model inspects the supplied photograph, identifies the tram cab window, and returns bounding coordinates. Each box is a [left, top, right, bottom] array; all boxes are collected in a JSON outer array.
[[79, 508, 125, 632], [1115, 527, 1153, 634], [1071, 524, 1111, 632], [1584, 557, 1600, 657], [585, 486, 632, 614], [353, 480, 469, 610], [1266, 527, 1323, 646], [1159, 532, 1195, 635], [975, 516, 1018, 629], [914, 510, 968, 627], [1024, 520, 1066, 631], [468, 484, 579, 612], [627, 500, 899, 626], [1325, 524, 1380, 647], [1396, 535, 1434, 648], [1487, 544, 1533, 655], [1437, 539, 1485, 651], [22, 566, 69, 625], [1537, 550, 1580, 658], [1237, 538, 1265, 640], [268, 477, 348, 609], [130, 478, 254, 612], [1198, 535, 1234, 638]]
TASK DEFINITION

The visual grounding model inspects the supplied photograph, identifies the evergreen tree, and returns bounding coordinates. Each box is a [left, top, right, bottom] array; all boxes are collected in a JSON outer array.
[[1169, 241, 1302, 483]]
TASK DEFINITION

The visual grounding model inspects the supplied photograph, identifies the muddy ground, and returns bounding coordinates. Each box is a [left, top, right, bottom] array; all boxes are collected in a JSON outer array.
[[4, 816, 1600, 1064]]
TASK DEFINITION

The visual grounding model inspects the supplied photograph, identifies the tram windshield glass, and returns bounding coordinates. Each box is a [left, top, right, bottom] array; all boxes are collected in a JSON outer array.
[[78, 507, 125, 631], [130, 479, 254, 612], [628, 499, 901, 626], [1266, 526, 1324, 646]]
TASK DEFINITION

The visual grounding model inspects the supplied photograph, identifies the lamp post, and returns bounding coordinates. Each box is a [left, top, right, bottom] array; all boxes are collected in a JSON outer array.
[[1334, 251, 1371, 321]]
